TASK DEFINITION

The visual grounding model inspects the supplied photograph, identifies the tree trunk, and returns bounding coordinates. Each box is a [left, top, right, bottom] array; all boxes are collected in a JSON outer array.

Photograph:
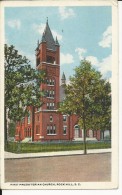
[[82, 90, 87, 155], [19, 121, 22, 142], [82, 114, 87, 155], [32, 106, 35, 142]]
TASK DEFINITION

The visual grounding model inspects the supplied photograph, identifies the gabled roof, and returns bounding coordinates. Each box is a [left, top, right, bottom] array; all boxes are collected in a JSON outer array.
[[41, 19, 59, 50]]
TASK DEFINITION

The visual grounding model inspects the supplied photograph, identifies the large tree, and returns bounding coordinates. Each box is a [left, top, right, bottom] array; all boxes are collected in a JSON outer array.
[[59, 60, 111, 154], [5, 44, 45, 142]]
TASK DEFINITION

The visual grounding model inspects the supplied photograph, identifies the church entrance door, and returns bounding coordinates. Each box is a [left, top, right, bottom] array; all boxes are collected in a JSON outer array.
[[74, 125, 80, 138]]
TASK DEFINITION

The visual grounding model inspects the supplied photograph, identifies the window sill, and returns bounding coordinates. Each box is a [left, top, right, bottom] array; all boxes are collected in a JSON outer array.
[[47, 134, 57, 136], [47, 97, 54, 99]]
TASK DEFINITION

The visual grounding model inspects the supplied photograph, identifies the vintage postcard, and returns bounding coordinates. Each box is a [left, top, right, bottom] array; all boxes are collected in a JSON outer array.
[[0, 0, 119, 190]]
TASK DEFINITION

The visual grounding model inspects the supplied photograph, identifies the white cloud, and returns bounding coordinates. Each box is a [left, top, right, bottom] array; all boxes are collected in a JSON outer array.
[[86, 55, 111, 78], [26, 54, 35, 68], [33, 23, 45, 35], [86, 55, 111, 79], [51, 30, 62, 41], [60, 53, 74, 64], [33, 23, 62, 41], [99, 26, 112, 48], [108, 77, 112, 85], [75, 47, 111, 79], [5, 37, 9, 44], [98, 55, 112, 76], [75, 48, 87, 60], [8, 19, 21, 30], [59, 7, 75, 20], [86, 56, 99, 66]]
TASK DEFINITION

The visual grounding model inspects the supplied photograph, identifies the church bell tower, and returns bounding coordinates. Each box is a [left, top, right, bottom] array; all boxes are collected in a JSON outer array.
[[35, 19, 60, 110], [35, 19, 60, 141]]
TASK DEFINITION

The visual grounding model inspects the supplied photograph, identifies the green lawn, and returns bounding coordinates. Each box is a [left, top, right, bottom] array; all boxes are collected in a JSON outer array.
[[5, 141, 111, 154]]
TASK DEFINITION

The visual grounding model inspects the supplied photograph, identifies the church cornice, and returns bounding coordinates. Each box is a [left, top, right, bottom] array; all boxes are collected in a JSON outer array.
[[37, 62, 60, 67], [35, 109, 58, 113]]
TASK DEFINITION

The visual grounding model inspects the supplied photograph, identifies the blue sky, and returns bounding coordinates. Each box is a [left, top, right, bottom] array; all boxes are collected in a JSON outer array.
[[5, 6, 112, 84]]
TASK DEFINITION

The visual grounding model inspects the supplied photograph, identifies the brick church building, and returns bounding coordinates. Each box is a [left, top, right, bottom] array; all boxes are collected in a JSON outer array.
[[15, 20, 102, 142]]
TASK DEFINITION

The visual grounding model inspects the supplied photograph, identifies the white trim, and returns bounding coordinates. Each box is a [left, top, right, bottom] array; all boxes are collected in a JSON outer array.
[[35, 109, 58, 112], [47, 48, 56, 52], [47, 134, 57, 136], [43, 109, 58, 112], [47, 84, 54, 86], [47, 97, 54, 99], [41, 62, 59, 66], [36, 134, 40, 135]]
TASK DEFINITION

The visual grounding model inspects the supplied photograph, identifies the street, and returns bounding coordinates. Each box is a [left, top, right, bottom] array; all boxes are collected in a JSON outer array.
[[5, 153, 111, 182]]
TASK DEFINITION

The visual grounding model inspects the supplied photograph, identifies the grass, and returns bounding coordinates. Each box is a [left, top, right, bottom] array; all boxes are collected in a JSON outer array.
[[5, 141, 111, 154]]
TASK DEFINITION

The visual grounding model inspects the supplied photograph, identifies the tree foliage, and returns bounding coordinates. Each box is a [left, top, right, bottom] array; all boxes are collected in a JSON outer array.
[[59, 60, 111, 154], [5, 44, 46, 140], [8, 121, 16, 137]]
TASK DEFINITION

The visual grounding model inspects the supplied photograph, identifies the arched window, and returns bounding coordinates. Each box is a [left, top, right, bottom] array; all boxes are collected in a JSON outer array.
[[53, 125, 56, 134], [63, 115, 67, 122], [52, 79, 55, 85], [63, 126, 67, 135], [49, 79, 52, 85], [28, 111, 31, 124], [46, 56, 55, 64], [47, 78, 55, 86]]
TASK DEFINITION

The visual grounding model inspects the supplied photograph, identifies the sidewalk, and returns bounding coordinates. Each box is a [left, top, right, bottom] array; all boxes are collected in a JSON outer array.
[[4, 148, 112, 159]]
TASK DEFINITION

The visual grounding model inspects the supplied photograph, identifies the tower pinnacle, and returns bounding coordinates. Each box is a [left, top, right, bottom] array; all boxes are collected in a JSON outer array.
[[55, 36, 59, 46], [61, 72, 66, 85], [46, 17, 48, 24]]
